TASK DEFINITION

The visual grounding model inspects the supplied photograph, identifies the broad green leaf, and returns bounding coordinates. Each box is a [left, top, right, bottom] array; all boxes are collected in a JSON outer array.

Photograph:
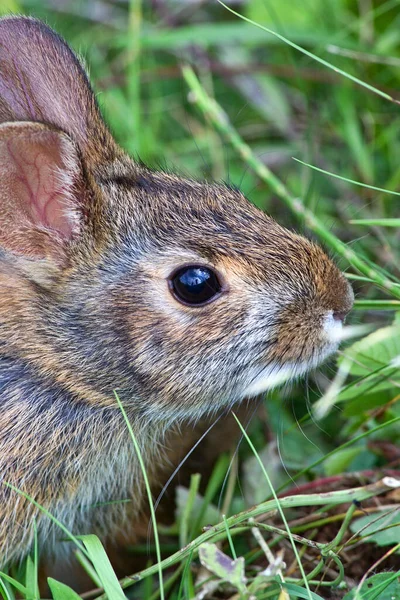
[[343, 390, 395, 417], [324, 447, 363, 476], [339, 325, 400, 375], [199, 543, 247, 592], [81, 535, 126, 600], [48, 579, 82, 600], [350, 511, 400, 547], [337, 324, 400, 401], [338, 373, 399, 402], [342, 572, 400, 600]]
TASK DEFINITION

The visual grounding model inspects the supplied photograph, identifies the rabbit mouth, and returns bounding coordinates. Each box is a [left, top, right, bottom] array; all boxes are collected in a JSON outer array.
[[242, 339, 340, 398], [243, 363, 300, 397], [323, 310, 345, 341]]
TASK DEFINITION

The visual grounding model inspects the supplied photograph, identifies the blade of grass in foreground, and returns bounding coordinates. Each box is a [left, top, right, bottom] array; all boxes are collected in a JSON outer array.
[[0, 573, 25, 596], [81, 535, 126, 600], [0, 579, 14, 600], [47, 579, 82, 600], [114, 391, 164, 600], [25, 556, 39, 600], [25, 522, 39, 600]]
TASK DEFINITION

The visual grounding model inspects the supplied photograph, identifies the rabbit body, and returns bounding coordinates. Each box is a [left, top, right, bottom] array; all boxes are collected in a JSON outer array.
[[0, 17, 353, 566]]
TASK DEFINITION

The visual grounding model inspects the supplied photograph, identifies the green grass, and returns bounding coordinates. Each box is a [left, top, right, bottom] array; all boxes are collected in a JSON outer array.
[[2, 0, 400, 598]]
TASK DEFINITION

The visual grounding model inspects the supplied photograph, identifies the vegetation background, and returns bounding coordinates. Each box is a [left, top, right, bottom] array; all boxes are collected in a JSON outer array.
[[1, 0, 399, 599]]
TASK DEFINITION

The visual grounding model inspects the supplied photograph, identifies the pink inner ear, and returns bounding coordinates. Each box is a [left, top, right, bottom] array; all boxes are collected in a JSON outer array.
[[6, 137, 75, 238], [0, 124, 82, 259]]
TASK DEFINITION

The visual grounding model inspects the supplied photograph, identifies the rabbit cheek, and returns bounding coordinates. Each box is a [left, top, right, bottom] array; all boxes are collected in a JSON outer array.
[[116, 286, 249, 414]]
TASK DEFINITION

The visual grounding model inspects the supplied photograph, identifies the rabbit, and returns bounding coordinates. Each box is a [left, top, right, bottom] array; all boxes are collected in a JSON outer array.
[[0, 15, 354, 572]]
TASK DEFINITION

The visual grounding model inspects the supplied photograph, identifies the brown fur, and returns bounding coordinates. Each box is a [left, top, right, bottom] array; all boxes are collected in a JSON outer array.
[[0, 16, 353, 581]]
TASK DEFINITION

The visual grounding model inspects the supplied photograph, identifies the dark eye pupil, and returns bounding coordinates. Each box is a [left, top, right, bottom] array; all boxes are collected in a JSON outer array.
[[171, 266, 222, 305]]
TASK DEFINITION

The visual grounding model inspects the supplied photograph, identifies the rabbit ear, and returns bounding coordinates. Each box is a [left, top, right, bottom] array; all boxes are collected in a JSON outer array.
[[0, 16, 119, 168], [0, 121, 89, 262]]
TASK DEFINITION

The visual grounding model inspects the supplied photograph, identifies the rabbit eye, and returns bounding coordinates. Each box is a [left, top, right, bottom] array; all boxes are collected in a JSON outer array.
[[169, 266, 222, 306]]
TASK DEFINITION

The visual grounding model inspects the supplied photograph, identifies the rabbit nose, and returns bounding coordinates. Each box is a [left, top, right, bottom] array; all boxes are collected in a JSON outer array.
[[331, 279, 354, 323]]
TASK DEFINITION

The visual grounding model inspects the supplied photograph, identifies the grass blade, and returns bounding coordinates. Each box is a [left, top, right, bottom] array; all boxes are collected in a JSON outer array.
[[114, 392, 164, 599], [350, 219, 400, 226], [292, 158, 400, 196], [0, 574, 25, 595], [47, 579, 82, 600], [0, 578, 15, 600], [25, 556, 39, 600], [81, 534, 126, 600]]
